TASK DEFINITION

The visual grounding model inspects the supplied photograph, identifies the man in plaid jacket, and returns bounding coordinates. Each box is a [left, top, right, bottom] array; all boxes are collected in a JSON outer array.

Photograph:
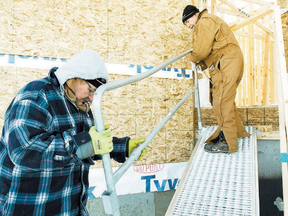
[[0, 49, 146, 215]]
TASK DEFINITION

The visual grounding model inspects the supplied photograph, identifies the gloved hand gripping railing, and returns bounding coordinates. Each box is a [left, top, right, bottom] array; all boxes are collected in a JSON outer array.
[[91, 49, 200, 215]]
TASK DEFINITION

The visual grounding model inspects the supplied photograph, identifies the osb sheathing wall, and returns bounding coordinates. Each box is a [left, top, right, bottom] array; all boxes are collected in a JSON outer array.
[[278, 0, 288, 73], [0, 0, 193, 67], [197, 106, 279, 133], [0, 0, 197, 167]]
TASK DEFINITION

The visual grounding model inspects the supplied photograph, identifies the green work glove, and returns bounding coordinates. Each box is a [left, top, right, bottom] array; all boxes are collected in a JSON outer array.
[[89, 125, 113, 155], [128, 138, 148, 160]]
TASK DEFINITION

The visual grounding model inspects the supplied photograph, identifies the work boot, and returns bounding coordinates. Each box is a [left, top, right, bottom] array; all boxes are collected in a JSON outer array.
[[204, 131, 229, 153], [204, 140, 229, 153]]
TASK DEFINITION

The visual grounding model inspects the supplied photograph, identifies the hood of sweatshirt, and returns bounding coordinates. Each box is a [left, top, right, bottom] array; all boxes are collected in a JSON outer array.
[[55, 49, 109, 86]]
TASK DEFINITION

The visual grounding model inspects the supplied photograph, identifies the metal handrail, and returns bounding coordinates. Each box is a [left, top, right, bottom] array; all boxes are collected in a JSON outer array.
[[91, 49, 201, 215], [193, 63, 202, 132]]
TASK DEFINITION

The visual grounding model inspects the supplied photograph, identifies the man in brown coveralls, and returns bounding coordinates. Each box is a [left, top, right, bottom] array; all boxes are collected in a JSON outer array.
[[182, 5, 251, 153]]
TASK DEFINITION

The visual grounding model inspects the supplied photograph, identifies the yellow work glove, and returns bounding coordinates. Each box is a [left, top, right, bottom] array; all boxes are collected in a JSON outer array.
[[128, 138, 148, 160], [89, 125, 113, 155]]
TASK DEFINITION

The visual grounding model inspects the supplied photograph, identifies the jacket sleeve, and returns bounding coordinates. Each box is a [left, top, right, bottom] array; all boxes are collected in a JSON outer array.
[[190, 18, 217, 63]]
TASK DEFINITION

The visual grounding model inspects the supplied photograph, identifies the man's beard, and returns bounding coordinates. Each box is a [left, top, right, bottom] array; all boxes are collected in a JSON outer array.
[[76, 98, 92, 112]]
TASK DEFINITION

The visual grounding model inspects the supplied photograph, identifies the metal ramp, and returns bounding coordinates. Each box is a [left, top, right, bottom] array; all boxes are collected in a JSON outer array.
[[166, 126, 259, 216]]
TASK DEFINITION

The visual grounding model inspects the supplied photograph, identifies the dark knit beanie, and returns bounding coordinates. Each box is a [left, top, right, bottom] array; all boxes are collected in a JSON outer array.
[[86, 78, 107, 88], [182, 5, 199, 24]]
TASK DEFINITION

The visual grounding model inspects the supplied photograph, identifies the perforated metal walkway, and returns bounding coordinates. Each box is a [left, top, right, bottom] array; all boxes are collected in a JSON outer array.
[[166, 126, 259, 216]]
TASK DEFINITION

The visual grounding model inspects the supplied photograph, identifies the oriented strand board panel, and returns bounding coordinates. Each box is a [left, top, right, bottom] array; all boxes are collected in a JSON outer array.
[[101, 75, 195, 167], [0, 0, 193, 69], [278, 0, 288, 8], [281, 11, 288, 74], [0, 66, 47, 130], [197, 106, 279, 133]]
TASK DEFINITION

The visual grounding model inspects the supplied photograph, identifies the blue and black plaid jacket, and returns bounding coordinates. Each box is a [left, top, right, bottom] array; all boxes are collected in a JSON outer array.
[[0, 68, 128, 216]]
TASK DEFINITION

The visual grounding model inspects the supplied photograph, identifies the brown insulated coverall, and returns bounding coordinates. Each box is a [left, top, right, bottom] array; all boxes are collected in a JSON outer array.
[[190, 9, 250, 153]]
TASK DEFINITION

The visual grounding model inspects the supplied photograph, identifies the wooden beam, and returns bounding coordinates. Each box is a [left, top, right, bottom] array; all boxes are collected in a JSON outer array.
[[213, 5, 249, 17], [202, 0, 206, 9], [256, 25, 261, 105], [243, 29, 249, 105], [211, 0, 215, 14], [248, 2, 254, 106], [262, 34, 269, 105], [233, 31, 265, 39], [231, 9, 273, 31], [217, 0, 273, 34], [257, 131, 279, 140], [238, 0, 274, 6], [236, 12, 245, 106], [269, 40, 274, 104], [240, 24, 246, 106]]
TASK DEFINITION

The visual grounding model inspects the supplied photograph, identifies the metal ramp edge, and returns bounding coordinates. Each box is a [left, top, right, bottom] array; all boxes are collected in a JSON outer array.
[[165, 126, 259, 216]]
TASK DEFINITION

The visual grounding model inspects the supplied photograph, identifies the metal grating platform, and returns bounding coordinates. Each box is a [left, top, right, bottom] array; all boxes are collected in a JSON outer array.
[[166, 126, 259, 216]]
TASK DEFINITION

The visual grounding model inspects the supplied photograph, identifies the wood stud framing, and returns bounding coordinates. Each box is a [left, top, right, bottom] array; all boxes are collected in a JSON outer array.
[[202, 0, 276, 106]]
